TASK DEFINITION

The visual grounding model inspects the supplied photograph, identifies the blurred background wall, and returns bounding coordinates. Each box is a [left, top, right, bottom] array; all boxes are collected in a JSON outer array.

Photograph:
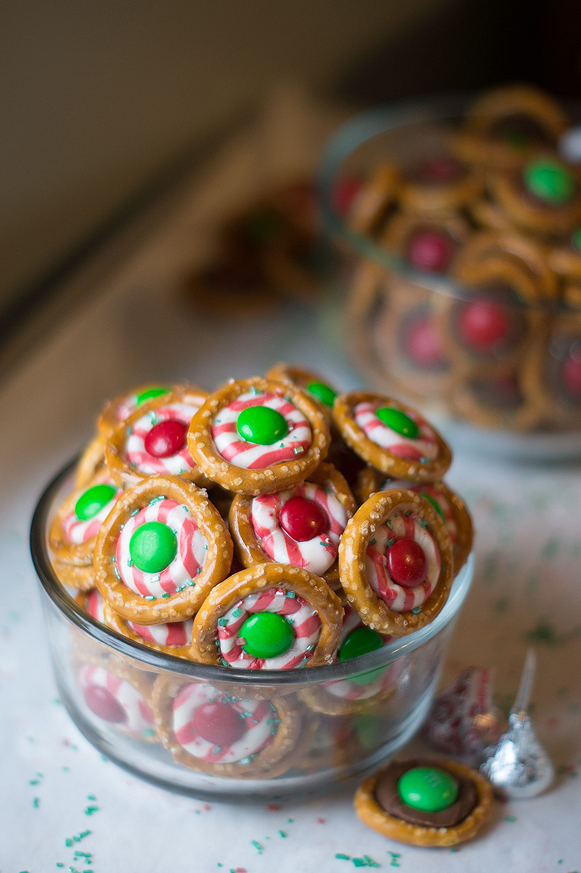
[[0, 0, 578, 334]]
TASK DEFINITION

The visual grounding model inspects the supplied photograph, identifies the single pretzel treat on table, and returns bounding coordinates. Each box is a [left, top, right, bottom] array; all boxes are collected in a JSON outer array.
[[152, 675, 306, 778], [355, 470, 473, 576], [103, 601, 195, 660], [452, 83, 569, 170], [338, 489, 453, 636], [75, 653, 159, 743], [93, 474, 233, 625], [355, 757, 493, 847], [105, 386, 210, 489], [333, 391, 452, 483], [187, 376, 330, 495], [49, 469, 123, 580], [97, 382, 187, 438], [228, 461, 356, 589], [191, 563, 343, 670]]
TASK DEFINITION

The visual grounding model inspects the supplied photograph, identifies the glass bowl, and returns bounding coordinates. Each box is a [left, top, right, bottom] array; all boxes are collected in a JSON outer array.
[[318, 94, 581, 459], [30, 460, 473, 801]]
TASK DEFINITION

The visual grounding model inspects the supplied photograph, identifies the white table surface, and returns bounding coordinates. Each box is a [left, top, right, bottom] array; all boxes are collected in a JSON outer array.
[[2, 137, 581, 873]]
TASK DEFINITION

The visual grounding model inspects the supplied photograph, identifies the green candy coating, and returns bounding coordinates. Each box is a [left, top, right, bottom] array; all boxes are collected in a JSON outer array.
[[397, 766, 459, 812], [135, 386, 169, 407], [571, 227, 581, 251], [376, 407, 419, 439], [129, 521, 177, 573], [236, 405, 288, 445], [75, 484, 117, 521], [339, 627, 384, 661], [423, 493, 445, 520], [523, 157, 576, 205], [240, 612, 295, 659], [307, 381, 337, 407]]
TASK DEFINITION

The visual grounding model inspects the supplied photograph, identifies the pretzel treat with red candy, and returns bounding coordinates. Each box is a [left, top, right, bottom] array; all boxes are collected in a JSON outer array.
[[191, 563, 343, 670], [152, 676, 304, 777], [228, 461, 356, 588], [94, 475, 233, 624], [339, 489, 453, 636], [333, 391, 452, 483], [106, 386, 209, 489], [187, 377, 330, 495]]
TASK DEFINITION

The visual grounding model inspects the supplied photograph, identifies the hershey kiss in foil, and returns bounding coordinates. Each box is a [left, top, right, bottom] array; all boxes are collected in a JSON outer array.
[[481, 649, 555, 799], [426, 666, 504, 765]]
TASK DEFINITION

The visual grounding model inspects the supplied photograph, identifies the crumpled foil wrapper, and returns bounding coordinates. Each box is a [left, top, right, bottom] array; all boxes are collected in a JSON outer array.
[[426, 667, 504, 765]]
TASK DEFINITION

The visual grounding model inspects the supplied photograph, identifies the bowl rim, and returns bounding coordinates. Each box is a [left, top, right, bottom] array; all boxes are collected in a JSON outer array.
[[30, 459, 473, 687], [317, 90, 580, 313]]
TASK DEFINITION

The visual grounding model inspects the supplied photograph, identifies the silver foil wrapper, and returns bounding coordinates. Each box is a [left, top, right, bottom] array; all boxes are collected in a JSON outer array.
[[481, 709, 555, 798]]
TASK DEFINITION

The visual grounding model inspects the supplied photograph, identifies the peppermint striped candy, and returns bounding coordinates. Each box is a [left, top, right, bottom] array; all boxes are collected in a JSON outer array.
[[116, 498, 207, 599], [61, 475, 120, 544], [87, 589, 106, 623], [353, 401, 438, 461], [251, 482, 348, 576], [172, 682, 277, 763], [380, 478, 458, 543], [366, 512, 441, 612], [218, 587, 321, 670], [212, 391, 311, 469], [127, 617, 193, 648], [125, 401, 201, 475], [78, 663, 155, 734]]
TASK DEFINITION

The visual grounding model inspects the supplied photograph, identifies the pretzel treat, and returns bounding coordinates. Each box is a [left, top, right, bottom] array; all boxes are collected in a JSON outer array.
[[103, 601, 194, 660], [76, 655, 158, 742], [398, 153, 483, 215], [94, 475, 233, 624], [74, 433, 108, 489], [339, 489, 453, 636], [300, 605, 401, 715], [356, 472, 473, 576], [53, 559, 96, 592], [522, 309, 581, 428], [228, 462, 356, 587], [191, 563, 343, 670], [450, 365, 547, 431], [153, 676, 307, 778], [187, 377, 330, 495], [75, 587, 106, 624], [97, 382, 188, 438], [265, 363, 339, 425], [355, 757, 493, 847], [333, 391, 452, 483], [49, 469, 122, 568], [381, 211, 470, 275], [106, 387, 209, 489]]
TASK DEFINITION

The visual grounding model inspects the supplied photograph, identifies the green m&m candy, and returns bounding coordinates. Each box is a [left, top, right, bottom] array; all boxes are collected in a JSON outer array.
[[523, 157, 576, 205], [571, 227, 581, 251], [338, 627, 384, 662], [237, 405, 288, 444], [307, 381, 337, 408], [376, 407, 419, 439], [135, 386, 169, 407], [240, 612, 295, 659], [397, 766, 459, 812], [75, 483, 117, 521], [129, 521, 177, 573]]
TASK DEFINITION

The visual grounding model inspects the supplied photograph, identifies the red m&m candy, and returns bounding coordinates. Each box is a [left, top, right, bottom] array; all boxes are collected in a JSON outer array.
[[387, 536, 427, 588], [279, 496, 328, 542], [144, 419, 188, 458]]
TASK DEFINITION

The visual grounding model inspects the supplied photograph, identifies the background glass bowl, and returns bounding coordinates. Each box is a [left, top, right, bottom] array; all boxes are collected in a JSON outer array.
[[318, 94, 581, 460], [30, 461, 473, 801]]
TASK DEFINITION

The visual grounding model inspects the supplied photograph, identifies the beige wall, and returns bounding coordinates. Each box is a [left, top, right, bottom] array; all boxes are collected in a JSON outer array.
[[0, 0, 456, 316]]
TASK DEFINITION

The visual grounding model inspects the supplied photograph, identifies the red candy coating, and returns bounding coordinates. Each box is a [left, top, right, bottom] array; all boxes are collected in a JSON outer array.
[[415, 156, 464, 183], [405, 229, 455, 273], [279, 495, 328, 542], [191, 702, 247, 746], [404, 314, 448, 368], [144, 419, 188, 458], [84, 684, 127, 723], [458, 298, 511, 352], [387, 536, 427, 588]]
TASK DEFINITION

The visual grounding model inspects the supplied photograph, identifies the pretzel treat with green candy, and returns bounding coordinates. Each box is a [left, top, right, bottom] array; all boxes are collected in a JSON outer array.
[[339, 489, 453, 636], [191, 563, 343, 670], [333, 391, 452, 483], [187, 376, 330, 495], [97, 381, 190, 438], [106, 386, 209, 489], [93, 474, 233, 625]]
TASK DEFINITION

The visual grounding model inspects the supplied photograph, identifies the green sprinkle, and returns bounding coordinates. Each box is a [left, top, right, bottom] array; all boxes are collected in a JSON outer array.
[[251, 840, 263, 853], [504, 815, 517, 822], [279, 830, 287, 838], [84, 806, 99, 815], [57, 865, 65, 869], [145, 595, 156, 601], [33, 797, 40, 808], [336, 854, 350, 860], [411, 606, 422, 614], [161, 593, 170, 599]]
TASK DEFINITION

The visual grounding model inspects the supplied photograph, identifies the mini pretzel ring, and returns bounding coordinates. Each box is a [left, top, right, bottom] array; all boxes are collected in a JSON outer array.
[[97, 382, 190, 438], [333, 391, 452, 483], [338, 489, 453, 636], [103, 601, 195, 660], [94, 475, 233, 624], [187, 377, 330, 495], [191, 563, 343, 670]]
